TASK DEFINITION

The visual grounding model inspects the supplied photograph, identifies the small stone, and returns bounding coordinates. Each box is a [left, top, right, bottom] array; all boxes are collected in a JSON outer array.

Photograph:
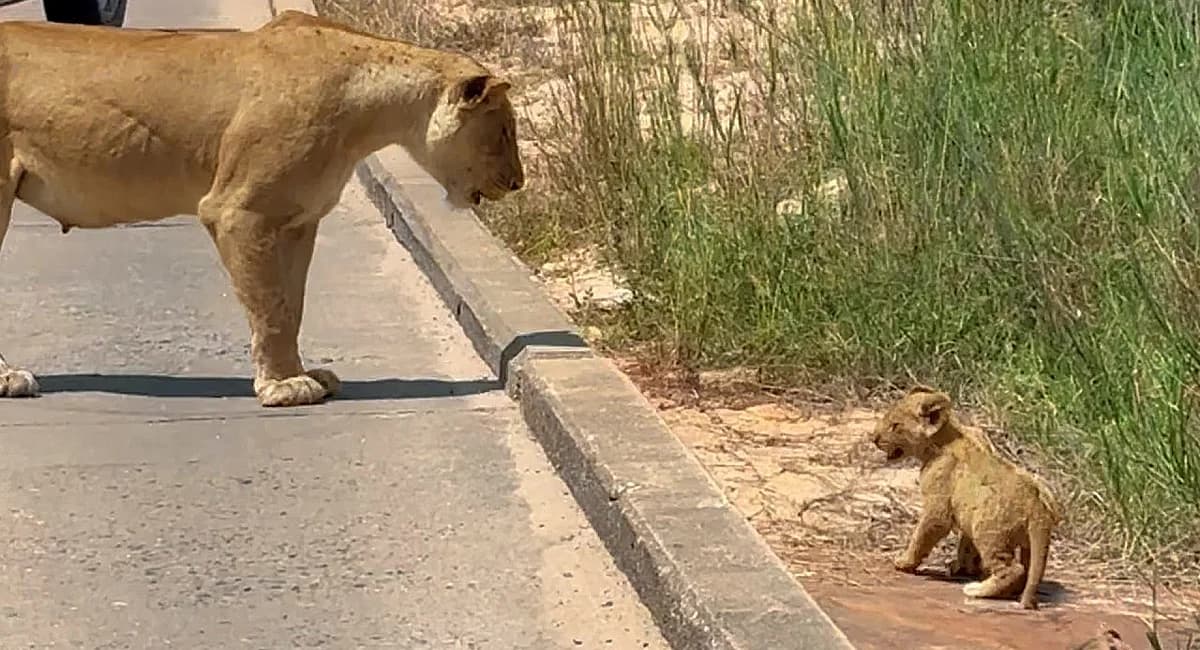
[[774, 197, 804, 216]]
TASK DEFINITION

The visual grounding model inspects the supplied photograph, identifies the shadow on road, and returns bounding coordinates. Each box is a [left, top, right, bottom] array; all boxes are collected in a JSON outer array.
[[36, 374, 501, 400]]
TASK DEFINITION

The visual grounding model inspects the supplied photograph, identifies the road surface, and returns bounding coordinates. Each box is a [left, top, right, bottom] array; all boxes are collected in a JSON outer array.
[[0, 2, 669, 647]]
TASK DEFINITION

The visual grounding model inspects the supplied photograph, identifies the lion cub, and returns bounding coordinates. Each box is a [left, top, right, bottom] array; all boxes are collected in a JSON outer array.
[[870, 385, 1062, 609]]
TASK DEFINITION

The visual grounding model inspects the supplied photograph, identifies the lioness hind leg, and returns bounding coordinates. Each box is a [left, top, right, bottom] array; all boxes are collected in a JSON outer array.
[[200, 204, 329, 407], [962, 547, 1026, 601], [0, 160, 38, 398], [279, 223, 339, 396]]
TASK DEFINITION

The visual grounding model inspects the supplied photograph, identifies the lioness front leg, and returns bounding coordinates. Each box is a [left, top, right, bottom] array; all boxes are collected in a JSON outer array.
[[0, 160, 38, 398], [894, 512, 951, 573], [201, 208, 329, 407], [279, 222, 339, 396]]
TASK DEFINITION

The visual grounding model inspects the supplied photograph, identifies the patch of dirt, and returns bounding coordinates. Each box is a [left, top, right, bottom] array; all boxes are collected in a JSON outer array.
[[538, 246, 632, 314]]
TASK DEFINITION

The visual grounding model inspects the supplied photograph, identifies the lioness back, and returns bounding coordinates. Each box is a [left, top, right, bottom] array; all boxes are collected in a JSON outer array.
[[0, 22, 255, 222], [0, 19, 375, 227]]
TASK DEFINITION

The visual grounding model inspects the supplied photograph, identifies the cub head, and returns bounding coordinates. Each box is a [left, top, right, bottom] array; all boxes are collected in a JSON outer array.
[[871, 385, 954, 463], [424, 71, 525, 209]]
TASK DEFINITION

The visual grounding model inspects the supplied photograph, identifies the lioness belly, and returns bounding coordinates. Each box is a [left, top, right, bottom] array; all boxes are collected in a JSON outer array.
[[13, 153, 207, 228], [0, 22, 242, 227]]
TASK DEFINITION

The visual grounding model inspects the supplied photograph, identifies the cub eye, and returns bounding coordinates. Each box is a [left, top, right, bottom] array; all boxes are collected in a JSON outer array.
[[888, 423, 898, 432]]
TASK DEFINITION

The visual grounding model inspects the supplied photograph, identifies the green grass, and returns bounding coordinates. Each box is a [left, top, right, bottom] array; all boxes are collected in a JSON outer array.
[[532, 0, 1200, 559]]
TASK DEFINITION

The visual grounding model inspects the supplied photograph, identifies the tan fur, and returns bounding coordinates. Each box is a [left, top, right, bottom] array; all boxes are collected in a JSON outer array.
[[0, 11, 524, 406], [870, 385, 1063, 609]]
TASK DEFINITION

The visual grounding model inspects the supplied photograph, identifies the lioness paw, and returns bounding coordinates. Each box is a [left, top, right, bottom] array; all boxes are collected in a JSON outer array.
[[305, 368, 341, 396], [0, 367, 39, 398], [256, 374, 329, 407]]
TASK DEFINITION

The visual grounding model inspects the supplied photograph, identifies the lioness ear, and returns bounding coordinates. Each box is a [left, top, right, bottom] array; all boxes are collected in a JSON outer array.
[[916, 391, 952, 436], [454, 74, 511, 109]]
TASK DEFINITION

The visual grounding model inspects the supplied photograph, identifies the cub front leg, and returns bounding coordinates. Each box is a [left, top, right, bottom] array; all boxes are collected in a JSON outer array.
[[894, 511, 951, 573], [201, 206, 329, 407]]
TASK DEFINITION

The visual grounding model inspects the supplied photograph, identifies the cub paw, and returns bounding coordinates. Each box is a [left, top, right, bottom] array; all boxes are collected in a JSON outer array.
[[305, 368, 341, 396], [255, 374, 329, 407], [0, 367, 39, 398]]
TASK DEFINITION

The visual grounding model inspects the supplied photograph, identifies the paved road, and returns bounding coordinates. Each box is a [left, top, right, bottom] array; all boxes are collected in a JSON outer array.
[[0, 2, 668, 647]]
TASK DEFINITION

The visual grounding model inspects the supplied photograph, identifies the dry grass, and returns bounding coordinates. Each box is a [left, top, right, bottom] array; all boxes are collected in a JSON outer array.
[[316, 0, 546, 59]]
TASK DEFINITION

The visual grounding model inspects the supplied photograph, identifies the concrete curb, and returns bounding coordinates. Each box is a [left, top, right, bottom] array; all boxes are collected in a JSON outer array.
[[282, 5, 855, 643], [357, 151, 592, 384], [352, 146, 857, 650]]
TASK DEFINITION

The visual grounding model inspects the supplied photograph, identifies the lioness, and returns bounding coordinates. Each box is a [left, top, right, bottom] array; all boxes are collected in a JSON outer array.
[[0, 10, 524, 406], [870, 385, 1062, 609]]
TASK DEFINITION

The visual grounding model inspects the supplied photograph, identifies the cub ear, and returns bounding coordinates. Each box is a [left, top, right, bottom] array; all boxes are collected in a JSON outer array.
[[906, 383, 937, 396], [915, 390, 952, 436], [453, 74, 511, 109]]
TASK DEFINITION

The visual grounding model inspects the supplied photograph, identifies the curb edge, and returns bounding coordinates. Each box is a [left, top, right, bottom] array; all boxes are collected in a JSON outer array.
[[350, 144, 857, 650]]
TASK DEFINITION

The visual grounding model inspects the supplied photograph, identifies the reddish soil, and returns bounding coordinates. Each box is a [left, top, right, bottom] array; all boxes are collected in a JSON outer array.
[[807, 568, 1192, 650]]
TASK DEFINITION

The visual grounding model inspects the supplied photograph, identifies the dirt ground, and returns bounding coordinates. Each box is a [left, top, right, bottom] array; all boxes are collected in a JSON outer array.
[[311, 0, 1200, 646]]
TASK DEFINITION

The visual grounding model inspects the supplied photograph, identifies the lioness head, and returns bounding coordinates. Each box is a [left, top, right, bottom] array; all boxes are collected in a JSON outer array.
[[871, 385, 953, 463], [425, 72, 525, 209]]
